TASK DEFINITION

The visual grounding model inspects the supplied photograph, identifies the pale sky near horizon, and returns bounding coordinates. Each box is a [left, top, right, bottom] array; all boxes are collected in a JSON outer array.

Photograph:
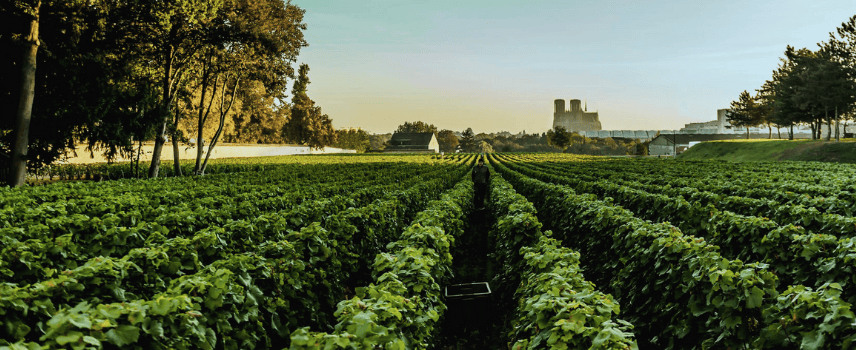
[[290, 0, 856, 134]]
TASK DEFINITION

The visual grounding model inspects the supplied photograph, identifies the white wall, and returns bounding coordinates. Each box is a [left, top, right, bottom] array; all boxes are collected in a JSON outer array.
[[58, 143, 357, 164]]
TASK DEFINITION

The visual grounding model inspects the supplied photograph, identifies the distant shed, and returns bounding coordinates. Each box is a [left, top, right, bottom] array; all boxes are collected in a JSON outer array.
[[384, 132, 440, 153]]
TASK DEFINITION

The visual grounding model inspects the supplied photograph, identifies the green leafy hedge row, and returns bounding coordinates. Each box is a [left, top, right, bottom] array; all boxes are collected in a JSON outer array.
[[492, 157, 856, 349], [0, 163, 466, 286], [488, 174, 638, 349], [1, 249, 302, 349], [521, 155, 856, 230], [1, 159, 431, 209], [502, 157, 856, 305], [507, 152, 856, 218], [0, 179, 389, 286], [0, 159, 473, 348], [289, 177, 474, 349], [1, 161, 454, 232], [25, 152, 471, 182], [506, 153, 856, 200], [0, 168, 469, 348]]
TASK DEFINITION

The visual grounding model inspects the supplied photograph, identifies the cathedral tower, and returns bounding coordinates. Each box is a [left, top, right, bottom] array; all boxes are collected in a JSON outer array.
[[551, 99, 602, 132]]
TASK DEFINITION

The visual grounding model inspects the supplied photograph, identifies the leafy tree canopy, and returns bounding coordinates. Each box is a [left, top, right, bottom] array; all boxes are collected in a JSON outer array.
[[282, 63, 336, 149], [459, 127, 475, 152], [546, 126, 572, 149], [437, 129, 458, 153], [334, 128, 371, 152], [395, 121, 437, 134]]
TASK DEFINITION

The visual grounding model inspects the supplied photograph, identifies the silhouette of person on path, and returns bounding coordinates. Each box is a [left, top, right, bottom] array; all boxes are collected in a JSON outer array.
[[472, 158, 490, 209]]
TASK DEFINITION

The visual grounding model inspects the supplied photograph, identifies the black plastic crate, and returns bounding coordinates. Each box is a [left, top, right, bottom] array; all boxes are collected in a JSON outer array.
[[444, 282, 493, 332]]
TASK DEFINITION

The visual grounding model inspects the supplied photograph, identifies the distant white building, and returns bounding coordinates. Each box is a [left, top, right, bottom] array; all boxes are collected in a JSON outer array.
[[575, 108, 841, 141], [679, 109, 841, 138], [578, 130, 660, 141], [384, 132, 440, 153]]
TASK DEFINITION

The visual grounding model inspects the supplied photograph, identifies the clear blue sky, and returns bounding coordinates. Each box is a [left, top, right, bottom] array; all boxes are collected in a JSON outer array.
[[291, 0, 856, 134]]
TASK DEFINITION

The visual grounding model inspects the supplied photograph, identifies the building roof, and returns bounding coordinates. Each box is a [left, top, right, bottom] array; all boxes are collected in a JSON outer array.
[[385, 132, 437, 150]]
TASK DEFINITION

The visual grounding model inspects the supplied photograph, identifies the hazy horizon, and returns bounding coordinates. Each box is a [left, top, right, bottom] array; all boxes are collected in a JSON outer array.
[[292, 0, 856, 134]]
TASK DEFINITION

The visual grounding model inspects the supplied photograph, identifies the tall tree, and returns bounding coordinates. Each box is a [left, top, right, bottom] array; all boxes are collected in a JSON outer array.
[[459, 128, 475, 152], [546, 125, 572, 150], [777, 47, 836, 139], [6, 0, 40, 186], [225, 81, 287, 144], [1, 0, 306, 182], [197, 71, 240, 174], [436, 129, 459, 153], [282, 64, 336, 149], [333, 128, 370, 152], [766, 47, 816, 139], [1, 0, 164, 182], [477, 140, 494, 154], [819, 19, 856, 141], [726, 90, 763, 139], [761, 77, 789, 139], [188, 0, 306, 152], [395, 121, 438, 134], [113, 0, 224, 178], [754, 88, 776, 139], [190, 45, 244, 175]]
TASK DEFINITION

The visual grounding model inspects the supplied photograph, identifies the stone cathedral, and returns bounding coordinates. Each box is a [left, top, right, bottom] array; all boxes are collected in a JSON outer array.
[[552, 99, 602, 132]]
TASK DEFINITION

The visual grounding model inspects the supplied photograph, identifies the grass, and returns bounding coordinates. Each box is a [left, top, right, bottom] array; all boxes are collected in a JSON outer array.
[[785, 141, 856, 163], [677, 139, 856, 163]]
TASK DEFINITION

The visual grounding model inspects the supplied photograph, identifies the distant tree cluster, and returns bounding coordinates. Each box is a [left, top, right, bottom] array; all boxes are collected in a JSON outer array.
[[727, 15, 856, 141], [281, 64, 336, 150], [395, 121, 438, 134], [0, 0, 341, 185], [459, 128, 476, 152], [437, 130, 458, 153], [334, 128, 371, 153], [547, 126, 646, 155], [369, 133, 392, 151], [380, 122, 647, 155], [488, 132, 556, 153]]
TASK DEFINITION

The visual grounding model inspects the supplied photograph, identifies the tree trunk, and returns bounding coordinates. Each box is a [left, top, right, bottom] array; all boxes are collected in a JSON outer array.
[[746, 127, 750, 140], [825, 108, 831, 141], [8, 1, 40, 187], [768, 124, 772, 139], [195, 60, 215, 174], [149, 122, 167, 178], [148, 45, 174, 178], [200, 77, 239, 175], [171, 109, 182, 176], [134, 139, 142, 178], [777, 127, 781, 139], [789, 125, 794, 140], [835, 106, 839, 142]]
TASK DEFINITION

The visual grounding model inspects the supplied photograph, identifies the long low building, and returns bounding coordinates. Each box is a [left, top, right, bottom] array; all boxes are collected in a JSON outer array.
[[578, 130, 660, 140], [383, 132, 440, 153], [648, 133, 813, 156], [576, 108, 847, 142]]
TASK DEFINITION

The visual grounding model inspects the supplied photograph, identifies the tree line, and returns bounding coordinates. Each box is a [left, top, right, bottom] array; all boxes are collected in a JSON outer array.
[[391, 121, 494, 153], [384, 122, 645, 155], [727, 15, 856, 141], [1, 0, 337, 186]]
